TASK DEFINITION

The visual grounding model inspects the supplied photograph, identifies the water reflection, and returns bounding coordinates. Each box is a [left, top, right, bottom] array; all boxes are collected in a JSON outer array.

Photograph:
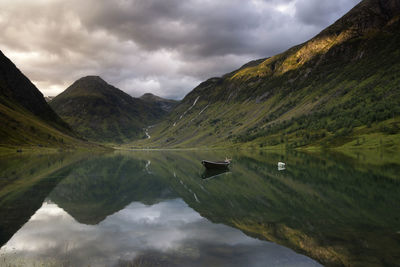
[[162, 150, 400, 266], [0, 153, 88, 246], [1, 199, 318, 267], [1, 150, 399, 266], [48, 154, 176, 224], [201, 168, 231, 179]]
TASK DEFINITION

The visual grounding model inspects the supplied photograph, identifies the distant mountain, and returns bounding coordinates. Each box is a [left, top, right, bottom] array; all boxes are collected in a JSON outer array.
[[50, 76, 170, 143], [135, 0, 400, 149], [140, 93, 179, 112], [44, 96, 54, 102], [0, 51, 87, 149]]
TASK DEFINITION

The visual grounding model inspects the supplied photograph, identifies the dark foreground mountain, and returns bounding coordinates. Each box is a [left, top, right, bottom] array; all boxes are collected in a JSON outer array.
[[50, 76, 173, 143], [0, 51, 89, 150], [134, 0, 400, 150]]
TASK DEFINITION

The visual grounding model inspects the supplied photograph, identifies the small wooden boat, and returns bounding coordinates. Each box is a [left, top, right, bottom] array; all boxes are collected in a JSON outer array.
[[201, 159, 230, 170]]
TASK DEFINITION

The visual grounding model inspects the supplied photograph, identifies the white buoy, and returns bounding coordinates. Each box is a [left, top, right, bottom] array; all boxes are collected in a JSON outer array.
[[278, 162, 286, 171]]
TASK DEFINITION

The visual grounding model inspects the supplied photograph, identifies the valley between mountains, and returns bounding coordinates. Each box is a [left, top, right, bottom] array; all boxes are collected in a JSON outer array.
[[1, 0, 400, 154]]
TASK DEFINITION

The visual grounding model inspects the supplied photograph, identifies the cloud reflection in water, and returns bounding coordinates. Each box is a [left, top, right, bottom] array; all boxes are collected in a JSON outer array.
[[1, 199, 321, 266]]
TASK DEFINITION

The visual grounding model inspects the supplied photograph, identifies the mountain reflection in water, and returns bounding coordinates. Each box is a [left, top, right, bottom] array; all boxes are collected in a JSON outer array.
[[0, 150, 399, 266]]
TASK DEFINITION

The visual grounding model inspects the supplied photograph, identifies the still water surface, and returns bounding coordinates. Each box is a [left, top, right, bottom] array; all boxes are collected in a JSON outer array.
[[0, 150, 399, 266]]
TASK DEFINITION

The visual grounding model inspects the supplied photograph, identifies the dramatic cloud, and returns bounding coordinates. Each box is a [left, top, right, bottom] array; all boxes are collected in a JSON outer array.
[[0, 0, 361, 99]]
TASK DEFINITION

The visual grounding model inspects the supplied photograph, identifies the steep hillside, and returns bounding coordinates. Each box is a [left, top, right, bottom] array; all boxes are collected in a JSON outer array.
[[140, 93, 179, 112], [134, 0, 400, 149], [0, 51, 70, 131], [50, 76, 170, 143], [0, 51, 90, 151]]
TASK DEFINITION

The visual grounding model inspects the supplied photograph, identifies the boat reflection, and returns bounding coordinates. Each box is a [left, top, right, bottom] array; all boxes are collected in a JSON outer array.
[[201, 168, 231, 179]]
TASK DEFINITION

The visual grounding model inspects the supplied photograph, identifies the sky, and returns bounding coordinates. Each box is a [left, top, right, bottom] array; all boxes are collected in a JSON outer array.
[[0, 0, 361, 99]]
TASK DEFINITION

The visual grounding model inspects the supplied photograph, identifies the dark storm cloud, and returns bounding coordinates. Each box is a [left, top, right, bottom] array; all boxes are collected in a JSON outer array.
[[0, 0, 361, 99], [75, 0, 263, 56]]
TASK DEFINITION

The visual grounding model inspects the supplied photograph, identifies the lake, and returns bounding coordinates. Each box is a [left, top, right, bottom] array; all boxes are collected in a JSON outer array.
[[0, 150, 399, 266]]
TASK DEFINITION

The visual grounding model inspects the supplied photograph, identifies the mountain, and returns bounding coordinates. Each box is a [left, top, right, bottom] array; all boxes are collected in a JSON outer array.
[[49, 76, 170, 143], [44, 96, 54, 102], [140, 93, 179, 112], [0, 51, 69, 129], [0, 51, 89, 150], [133, 0, 400, 150]]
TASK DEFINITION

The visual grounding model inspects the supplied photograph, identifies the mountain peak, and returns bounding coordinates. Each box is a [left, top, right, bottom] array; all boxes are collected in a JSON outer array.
[[74, 75, 108, 86], [140, 93, 164, 102], [78, 75, 105, 81], [320, 0, 400, 37], [140, 92, 156, 98], [56, 75, 124, 100], [140, 93, 179, 112], [140, 93, 178, 102]]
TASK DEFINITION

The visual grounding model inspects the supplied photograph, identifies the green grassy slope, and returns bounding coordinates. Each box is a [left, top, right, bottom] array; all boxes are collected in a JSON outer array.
[[0, 100, 99, 153], [50, 76, 173, 144], [130, 0, 400, 150]]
